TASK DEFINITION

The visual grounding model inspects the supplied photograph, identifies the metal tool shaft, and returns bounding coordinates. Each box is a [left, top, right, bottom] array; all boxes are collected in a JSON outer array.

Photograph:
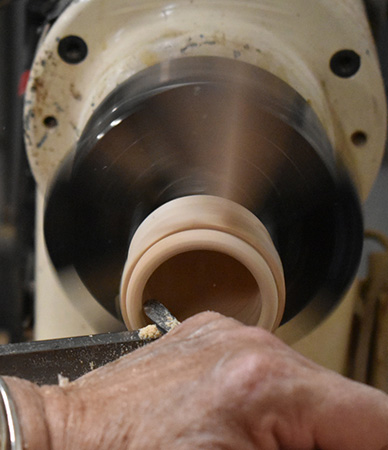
[[0, 331, 147, 385], [0, 300, 179, 385]]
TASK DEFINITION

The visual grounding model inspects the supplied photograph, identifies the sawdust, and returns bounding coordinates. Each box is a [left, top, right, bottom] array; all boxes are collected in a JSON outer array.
[[138, 324, 162, 340], [165, 316, 180, 330], [58, 374, 69, 387]]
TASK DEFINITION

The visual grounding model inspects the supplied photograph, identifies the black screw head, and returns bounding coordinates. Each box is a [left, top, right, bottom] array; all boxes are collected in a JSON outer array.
[[351, 130, 367, 147], [330, 50, 361, 78], [58, 35, 88, 65], [43, 116, 58, 128]]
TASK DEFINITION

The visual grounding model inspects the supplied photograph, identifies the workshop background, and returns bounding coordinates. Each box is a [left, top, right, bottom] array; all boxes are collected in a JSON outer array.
[[0, 0, 387, 389]]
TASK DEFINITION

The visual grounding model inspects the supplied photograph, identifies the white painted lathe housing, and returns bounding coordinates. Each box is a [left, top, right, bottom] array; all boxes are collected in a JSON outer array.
[[24, 0, 386, 371]]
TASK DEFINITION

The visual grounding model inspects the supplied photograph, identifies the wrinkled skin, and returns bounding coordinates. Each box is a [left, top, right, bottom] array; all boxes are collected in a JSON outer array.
[[5, 312, 388, 449]]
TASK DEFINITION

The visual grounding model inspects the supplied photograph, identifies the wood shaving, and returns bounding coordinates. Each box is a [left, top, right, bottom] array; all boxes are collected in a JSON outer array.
[[138, 324, 162, 340], [165, 317, 180, 330], [58, 374, 69, 387]]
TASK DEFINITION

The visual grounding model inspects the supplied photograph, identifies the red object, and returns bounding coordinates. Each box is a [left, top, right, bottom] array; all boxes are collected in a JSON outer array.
[[18, 70, 30, 97]]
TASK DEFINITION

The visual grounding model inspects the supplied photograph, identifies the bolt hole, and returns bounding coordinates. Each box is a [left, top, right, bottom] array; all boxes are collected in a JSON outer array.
[[330, 50, 361, 78], [58, 35, 88, 64], [43, 116, 58, 129], [351, 131, 367, 147]]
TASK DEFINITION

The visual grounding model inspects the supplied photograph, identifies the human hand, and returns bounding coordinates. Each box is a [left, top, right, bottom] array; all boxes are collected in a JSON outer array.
[[5, 312, 388, 449]]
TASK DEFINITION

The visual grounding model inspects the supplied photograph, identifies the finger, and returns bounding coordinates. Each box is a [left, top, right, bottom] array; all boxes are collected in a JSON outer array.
[[170, 310, 243, 338], [72, 311, 239, 387], [208, 330, 388, 450], [313, 376, 388, 450]]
